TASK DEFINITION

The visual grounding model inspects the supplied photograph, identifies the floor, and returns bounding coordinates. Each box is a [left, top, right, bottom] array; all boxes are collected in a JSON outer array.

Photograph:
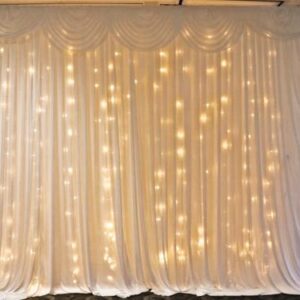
[[28, 292, 300, 300]]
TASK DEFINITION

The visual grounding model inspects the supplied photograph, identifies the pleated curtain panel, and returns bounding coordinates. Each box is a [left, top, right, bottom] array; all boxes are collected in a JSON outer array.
[[0, 5, 300, 299]]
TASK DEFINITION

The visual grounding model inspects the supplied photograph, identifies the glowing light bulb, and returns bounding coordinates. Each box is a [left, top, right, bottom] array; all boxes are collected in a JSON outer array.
[[104, 222, 113, 229], [28, 67, 35, 75], [67, 64, 73, 71], [200, 113, 208, 124], [221, 96, 228, 104], [176, 100, 183, 109], [103, 177, 112, 190], [67, 129, 73, 136], [153, 83, 159, 90], [222, 140, 230, 150], [176, 130, 184, 139], [178, 215, 185, 223], [198, 237, 205, 248], [177, 147, 185, 157], [221, 60, 227, 67], [182, 66, 189, 72], [68, 78, 74, 86], [176, 49, 183, 56], [268, 163, 275, 173], [206, 68, 214, 74], [108, 63, 113, 71], [157, 169, 164, 178], [157, 203, 165, 212], [264, 97, 269, 106], [267, 211, 275, 220], [102, 145, 109, 153], [159, 251, 165, 265], [160, 67, 168, 74], [68, 98, 75, 105], [73, 254, 79, 262], [100, 100, 107, 109], [251, 196, 257, 203]]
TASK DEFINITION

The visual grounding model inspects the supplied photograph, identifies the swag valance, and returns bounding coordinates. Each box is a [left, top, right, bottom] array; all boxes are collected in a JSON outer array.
[[0, 7, 300, 51]]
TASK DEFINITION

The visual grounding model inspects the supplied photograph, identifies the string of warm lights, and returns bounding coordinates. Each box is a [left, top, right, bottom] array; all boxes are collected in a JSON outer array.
[[0, 11, 299, 298]]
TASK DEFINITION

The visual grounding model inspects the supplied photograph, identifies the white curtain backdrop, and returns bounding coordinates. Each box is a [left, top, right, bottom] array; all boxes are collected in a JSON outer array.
[[0, 6, 300, 299]]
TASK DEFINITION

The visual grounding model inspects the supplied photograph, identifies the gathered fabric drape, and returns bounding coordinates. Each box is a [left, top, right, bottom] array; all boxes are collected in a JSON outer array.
[[0, 6, 300, 300]]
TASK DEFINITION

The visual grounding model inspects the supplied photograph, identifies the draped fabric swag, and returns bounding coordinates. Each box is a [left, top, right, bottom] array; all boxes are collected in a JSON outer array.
[[0, 6, 300, 299]]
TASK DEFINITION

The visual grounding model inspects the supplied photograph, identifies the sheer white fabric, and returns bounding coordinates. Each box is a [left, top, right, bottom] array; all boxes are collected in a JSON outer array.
[[0, 6, 300, 300]]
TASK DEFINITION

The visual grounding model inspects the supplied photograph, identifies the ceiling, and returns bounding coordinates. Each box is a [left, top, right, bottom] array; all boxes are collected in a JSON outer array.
[[0, 0, 299, 6]]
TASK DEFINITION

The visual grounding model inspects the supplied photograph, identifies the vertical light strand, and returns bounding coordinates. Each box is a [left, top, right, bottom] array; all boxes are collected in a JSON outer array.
[[64, 49, 81, 286], [244, 29, 256, 281], [198, 47, 210, 286], [251, 31, 269, 285], [205, 49, 217, 283], [175, 43, 188, 287], [236, 33, 251, 282], [99, 37, 120, 291], [40, 36, 53, 293], [259, 33, 274, 280], [264, 37, 284, 283], [74, 50, 93, 291], [27, 34, 44, 294], [87, 47, 101, 288], [200, 50, 211, 286], [189, 46, 203, 286], [158, 47, 168, 284], [225, 44, 236, 286], [109, 39, 135, 292], [220, 46, 231, 287]]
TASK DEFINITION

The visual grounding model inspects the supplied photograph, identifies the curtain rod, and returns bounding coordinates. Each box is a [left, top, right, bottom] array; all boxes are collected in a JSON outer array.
[[0, 0, 285, 6]]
